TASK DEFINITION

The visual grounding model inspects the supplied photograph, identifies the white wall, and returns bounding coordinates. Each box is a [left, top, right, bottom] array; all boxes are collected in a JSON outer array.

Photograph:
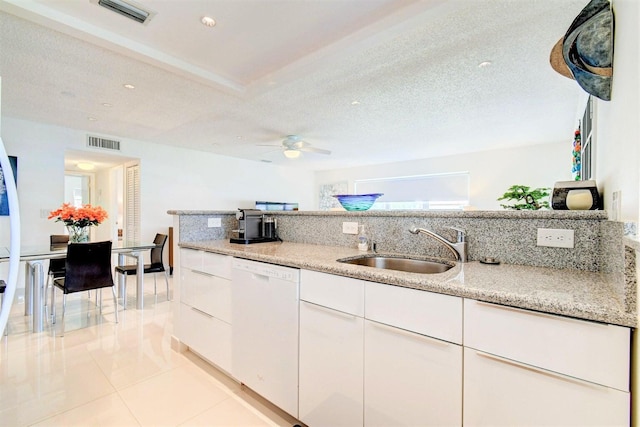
[[595, 0, 640, 222], [0, 116, 316, 249], [315, 141, 571, 210]]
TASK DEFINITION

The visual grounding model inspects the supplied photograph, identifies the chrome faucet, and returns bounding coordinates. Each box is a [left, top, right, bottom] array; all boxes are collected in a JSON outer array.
[[409, 226, 468, 262]]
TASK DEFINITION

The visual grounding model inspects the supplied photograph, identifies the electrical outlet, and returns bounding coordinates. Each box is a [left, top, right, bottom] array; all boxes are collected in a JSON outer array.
[[537, 228, 575, 248], [342, 221, 359, 234], [207, 217, 222, 228]]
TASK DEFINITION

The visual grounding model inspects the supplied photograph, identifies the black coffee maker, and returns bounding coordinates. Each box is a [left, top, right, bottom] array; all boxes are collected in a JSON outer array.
[[230, 209, 279, 244]]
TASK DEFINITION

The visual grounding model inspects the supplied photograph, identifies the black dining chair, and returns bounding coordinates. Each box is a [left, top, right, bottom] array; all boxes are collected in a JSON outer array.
[[45, 234, 68, 314], [50, 241, 118, 334], [115, 233, 170, 309]]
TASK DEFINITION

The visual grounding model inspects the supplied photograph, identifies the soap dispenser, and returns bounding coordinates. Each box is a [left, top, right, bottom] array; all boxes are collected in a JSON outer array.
[[357, 224, 368, 251]]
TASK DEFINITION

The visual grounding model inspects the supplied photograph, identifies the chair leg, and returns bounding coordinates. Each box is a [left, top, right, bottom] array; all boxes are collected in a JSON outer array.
[[51, 286, 57, 324], [121, 273, 128, 310], [112, 286, 118, 323], [153, 274, 157, 295], [98, 289, 103, 314]]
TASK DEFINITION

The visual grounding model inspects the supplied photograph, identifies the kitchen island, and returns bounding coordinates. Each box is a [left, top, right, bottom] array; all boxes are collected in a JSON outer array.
[[171, 210, 635, 426]]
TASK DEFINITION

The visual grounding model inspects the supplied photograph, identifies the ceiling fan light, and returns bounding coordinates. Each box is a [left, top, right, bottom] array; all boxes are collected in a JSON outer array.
[[283, 149, 301, 159]]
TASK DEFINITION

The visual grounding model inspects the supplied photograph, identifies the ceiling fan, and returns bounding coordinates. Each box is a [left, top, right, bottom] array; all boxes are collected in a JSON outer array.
[[259, 135, 331, 159]]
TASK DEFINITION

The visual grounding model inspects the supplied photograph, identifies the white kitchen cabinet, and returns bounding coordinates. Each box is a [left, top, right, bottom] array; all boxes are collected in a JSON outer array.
[[179, 249, 232, 373], [299, 301, 364, 427], [299, 270, 366, 427], [365, 281, 462, 344], [364, 281, 463, 427], [463, 300, 630, 426], [464, 349, 630, 426], [364, 319, 462, 426]]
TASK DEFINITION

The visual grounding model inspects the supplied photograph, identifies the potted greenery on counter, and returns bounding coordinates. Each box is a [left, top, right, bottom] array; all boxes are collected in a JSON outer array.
[[498, 185, 550, 210]]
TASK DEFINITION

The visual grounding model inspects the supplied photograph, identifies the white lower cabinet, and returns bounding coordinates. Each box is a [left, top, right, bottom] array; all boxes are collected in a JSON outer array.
[[364, 319, 462, 426], [179, 249, 232, 373], [463, 300, 630, 427], [299, 301, 364, 427], [464, 349, 630, 426], [299, 270, 366, 426]]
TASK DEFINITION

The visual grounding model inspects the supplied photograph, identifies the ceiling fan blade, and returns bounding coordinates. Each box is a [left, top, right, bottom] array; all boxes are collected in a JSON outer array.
[[256, 143, 283, 147], [300, 146, 331, 155]]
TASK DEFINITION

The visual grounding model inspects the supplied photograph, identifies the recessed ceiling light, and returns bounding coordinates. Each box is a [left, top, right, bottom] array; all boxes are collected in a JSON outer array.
[[77, 162, 95, 171], [102, 102, 113, 107], [351, 100, 361, 105], [88, 116, 97, 121], [478, 61, 492, 68], [201, 16, 216, 27], [123, 83, 135, 89]]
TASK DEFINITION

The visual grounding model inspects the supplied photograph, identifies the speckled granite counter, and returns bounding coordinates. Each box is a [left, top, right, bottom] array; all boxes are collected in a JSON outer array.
[[179, 240, 636, 328]]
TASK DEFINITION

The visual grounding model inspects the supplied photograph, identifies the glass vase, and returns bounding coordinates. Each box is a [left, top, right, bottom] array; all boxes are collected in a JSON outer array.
[[67, 225, 90, 243]]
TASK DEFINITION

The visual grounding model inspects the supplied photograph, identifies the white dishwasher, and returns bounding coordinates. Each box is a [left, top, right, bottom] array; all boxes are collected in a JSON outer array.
[[231, 258, 300, 418]]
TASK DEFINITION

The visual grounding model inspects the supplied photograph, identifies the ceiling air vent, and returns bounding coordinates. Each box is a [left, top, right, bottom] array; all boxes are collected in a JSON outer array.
[[93, 0, 154, 25], [87, 135, 121, 151]]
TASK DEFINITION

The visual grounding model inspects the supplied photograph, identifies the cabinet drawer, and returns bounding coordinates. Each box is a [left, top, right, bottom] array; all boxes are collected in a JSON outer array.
[[181, 268, 231, 322], [464, 349, 629, 426], [464, 300, 630, 391], [181, 248, 203, 270], [179, 303, 232, 374], [365, 281, 462, 344], [180, 249, 231, 279], [300, 270, 365, 316], [201, 251, 231, 278]]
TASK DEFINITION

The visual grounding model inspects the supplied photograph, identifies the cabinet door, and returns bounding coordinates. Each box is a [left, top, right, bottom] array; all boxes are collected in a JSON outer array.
[[464, 300, 630, 391], [181, 268, 231, 322], [299, 301, 364, 427], [463, 349, 630, 427], [364, 320, 462, 427], [179, 303, 232, 373]]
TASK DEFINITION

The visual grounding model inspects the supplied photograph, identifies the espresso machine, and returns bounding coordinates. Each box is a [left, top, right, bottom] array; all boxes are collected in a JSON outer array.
[[230, 209, 279, 244]]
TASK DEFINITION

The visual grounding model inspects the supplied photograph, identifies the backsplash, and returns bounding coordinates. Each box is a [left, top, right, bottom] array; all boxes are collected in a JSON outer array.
[[170, 210, 621, 272]]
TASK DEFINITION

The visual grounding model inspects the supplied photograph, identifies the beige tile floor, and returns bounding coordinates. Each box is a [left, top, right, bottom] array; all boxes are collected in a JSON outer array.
[[0, 277, 300, 427]]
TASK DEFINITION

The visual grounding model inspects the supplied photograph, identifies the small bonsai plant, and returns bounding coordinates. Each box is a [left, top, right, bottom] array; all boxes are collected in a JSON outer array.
[[498, 185, 550, 210]]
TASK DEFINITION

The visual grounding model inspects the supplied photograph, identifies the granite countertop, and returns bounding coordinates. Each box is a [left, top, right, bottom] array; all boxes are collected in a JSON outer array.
[[179, 240, 636, 328]]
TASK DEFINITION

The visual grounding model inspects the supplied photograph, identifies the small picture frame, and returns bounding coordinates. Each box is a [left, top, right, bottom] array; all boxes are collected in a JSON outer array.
[[0, 156, 18, 216]]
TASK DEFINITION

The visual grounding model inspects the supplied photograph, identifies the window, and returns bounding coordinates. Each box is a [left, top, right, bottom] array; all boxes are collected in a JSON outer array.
[[354, 172, 470, 210], [581, 96, 594, 180]]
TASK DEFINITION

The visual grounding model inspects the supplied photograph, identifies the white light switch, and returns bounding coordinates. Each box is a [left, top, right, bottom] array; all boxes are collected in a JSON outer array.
[[208, 217, 222, 228]]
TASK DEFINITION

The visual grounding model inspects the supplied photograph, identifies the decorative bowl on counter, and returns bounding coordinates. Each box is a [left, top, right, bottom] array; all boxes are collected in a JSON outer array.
[[332, 193, 383, 211]]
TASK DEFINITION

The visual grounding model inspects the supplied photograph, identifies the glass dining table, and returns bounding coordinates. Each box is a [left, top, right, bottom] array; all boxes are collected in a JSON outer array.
[[0, 240, 158, 332]]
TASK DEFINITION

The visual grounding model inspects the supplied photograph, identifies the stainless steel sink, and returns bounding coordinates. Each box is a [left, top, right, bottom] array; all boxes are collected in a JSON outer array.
[[337, 255, 454, 274]]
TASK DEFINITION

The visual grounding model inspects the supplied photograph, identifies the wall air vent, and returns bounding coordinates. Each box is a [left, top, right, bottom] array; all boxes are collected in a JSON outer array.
[[92, 0, 154, 25], [87, 135, 121, 151]]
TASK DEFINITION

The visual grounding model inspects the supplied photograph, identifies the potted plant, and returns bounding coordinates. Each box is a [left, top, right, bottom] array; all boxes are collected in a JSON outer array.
[[498, 185, 550, 210]]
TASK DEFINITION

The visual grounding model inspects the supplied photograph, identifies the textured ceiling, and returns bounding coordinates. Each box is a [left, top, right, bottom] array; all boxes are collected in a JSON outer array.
[[0, 0, 587, 170]]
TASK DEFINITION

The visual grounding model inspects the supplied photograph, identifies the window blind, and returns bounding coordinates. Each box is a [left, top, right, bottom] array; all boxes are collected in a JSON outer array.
[[355, 172, 469, 203], [124, 163, 140, 242]]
